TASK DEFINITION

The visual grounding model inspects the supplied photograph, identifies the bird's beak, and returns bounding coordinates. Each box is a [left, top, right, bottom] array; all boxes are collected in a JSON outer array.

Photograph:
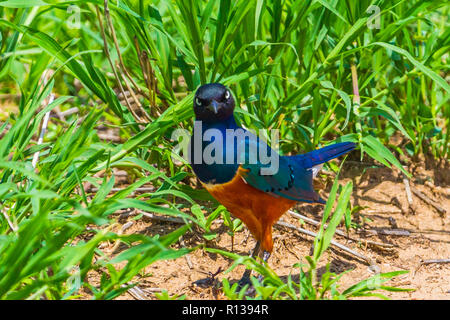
[[207, 100, 219, 114]]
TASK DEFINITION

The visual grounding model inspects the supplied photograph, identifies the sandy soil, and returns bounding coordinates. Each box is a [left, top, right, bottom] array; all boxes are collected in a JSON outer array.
[[84, 156, 449, 300]]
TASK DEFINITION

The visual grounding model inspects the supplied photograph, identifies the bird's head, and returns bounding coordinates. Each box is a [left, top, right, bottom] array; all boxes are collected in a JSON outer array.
[[193, 83, 235, 122]]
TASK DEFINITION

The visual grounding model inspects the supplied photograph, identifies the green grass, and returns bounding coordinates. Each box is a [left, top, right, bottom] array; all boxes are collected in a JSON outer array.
[[0, 0, 448, 299]]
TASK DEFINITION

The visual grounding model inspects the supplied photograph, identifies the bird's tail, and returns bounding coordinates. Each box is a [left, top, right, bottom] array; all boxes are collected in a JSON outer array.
[[293, 142, 357, 169]]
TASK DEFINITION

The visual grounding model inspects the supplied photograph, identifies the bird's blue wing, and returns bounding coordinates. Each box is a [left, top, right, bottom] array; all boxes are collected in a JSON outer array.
[[237, 131, 356, 203], [236, 131, 322, 203]]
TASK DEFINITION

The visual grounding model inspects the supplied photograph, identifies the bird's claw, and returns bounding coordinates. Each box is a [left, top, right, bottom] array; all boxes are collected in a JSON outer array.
[[237, 274, 264, 297], [237, 276, 256, 296], [237, 275, 252, 289]]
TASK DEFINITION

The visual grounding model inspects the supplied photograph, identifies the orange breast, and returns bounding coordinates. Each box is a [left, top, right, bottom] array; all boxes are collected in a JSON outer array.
[[203, 167, 296, 252]]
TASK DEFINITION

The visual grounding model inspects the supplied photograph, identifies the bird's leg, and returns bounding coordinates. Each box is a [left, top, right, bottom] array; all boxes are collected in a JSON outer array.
[[256, 250, 271, 283], [238, 241, 261, 288], [262, 250, 271, 263]]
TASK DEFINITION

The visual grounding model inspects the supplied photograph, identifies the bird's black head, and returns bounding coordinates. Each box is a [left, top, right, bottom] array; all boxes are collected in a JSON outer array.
[[193, 83, 235, 122]]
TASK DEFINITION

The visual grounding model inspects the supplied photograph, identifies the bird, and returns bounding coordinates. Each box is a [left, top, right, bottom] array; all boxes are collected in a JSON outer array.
[[188, 83, 356, 285]]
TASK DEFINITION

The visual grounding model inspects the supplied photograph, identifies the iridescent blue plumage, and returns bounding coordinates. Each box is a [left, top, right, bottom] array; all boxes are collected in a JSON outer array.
[[241, 139, 356, 203], [189, 111, 355, 204], [189, 116, 240, 184]]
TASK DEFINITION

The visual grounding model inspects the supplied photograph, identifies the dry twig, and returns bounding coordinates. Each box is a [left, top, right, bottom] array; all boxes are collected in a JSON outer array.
[[103, 0, 151, 122], [96, 5, 145, 123], [288, 210, 396, 248], [179, 235, 193, 269], [32, 93, 54, 169], [89, 186, 155, 193], [421, 259, 450, 265], [1, 207, 18, 232], [137, 210, 187, 224], [58, 107, 79, 118], [122, 284, 148, 300], [411, 187, 447, 216], [275, 220, 376, 266], [359, 228, 411, 237], [403, 171, 415, 214]]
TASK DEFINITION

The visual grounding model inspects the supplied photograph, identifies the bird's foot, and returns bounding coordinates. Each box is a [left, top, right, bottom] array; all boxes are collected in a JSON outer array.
[[237, 276, 256, 296], [237, 274, 252, 290], [237, 274, 264, 297]]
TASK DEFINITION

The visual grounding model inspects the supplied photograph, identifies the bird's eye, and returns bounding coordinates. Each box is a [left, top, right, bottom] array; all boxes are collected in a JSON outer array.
[[224, 90, 230, 100], [195, 97, 202, 106]]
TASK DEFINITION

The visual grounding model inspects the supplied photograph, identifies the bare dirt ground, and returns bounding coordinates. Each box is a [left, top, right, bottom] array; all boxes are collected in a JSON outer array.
[[83, 154, 449, 300]]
